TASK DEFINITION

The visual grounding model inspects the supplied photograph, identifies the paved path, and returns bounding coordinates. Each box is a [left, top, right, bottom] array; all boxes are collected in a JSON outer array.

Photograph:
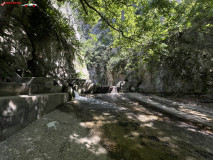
[[0, 93, 213, 160]]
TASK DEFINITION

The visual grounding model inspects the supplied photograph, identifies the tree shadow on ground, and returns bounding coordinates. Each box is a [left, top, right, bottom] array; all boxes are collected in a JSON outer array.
[[57, 93, 213, 160]]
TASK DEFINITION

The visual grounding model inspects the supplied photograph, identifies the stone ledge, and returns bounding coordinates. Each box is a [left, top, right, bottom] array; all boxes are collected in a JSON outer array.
[[14, 77, 53, 85], [0, 82, 62, 96], [124, 93, 213, 130], [0, 93, 68, 141]]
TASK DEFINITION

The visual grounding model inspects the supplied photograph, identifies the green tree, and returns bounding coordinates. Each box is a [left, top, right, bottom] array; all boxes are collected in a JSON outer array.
[[67, 0, 212, 57]]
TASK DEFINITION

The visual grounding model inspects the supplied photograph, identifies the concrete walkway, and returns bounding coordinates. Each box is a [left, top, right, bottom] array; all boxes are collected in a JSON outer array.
[[125, 93, 213, 130]]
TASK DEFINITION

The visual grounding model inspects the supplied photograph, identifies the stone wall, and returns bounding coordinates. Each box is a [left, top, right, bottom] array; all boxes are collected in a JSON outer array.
[[0, 93, 68, 141]]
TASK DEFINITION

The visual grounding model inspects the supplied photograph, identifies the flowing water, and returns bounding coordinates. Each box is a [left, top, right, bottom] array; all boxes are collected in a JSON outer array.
[[111, 86, 117, 94]]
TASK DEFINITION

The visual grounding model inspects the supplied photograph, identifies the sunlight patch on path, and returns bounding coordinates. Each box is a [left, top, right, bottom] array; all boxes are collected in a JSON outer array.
[[69, 133, 107, 155]]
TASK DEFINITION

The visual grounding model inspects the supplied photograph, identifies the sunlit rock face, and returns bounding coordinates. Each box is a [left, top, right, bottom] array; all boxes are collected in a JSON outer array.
[[87, 64, 108, 85], [51, 0, 81, 41], [0, 1, 77, 84]]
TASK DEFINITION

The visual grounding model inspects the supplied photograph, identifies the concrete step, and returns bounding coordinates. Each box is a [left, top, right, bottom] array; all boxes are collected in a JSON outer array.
[[0, 82, 62, 96], [0, 93, 68, 141]]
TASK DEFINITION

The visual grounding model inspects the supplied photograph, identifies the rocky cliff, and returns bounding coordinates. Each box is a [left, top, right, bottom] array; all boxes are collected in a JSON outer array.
[[86, 24, 213, 94], [0, 0, 79, 85], [132, 27, 213, 94]]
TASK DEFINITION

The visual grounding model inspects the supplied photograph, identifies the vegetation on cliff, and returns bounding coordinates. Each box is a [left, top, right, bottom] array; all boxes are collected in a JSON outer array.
[[0, 0, 80, 82], [0, 0, 212, 93], [73, 0, 213, 93]]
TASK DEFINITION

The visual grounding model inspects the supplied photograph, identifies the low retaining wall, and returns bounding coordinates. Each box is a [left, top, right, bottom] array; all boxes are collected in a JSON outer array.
[[0, 82, 62, 96], [0, 93, 68, 141], [14, 77, 53, 85]]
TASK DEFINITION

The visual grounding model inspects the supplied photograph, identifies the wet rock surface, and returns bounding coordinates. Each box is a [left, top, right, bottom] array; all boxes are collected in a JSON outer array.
[[0, 93, 213, 160]]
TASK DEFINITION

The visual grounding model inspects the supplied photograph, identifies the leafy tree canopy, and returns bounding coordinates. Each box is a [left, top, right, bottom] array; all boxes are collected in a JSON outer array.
[[67, 0, 212, 53], [51, 0, 213, 82]]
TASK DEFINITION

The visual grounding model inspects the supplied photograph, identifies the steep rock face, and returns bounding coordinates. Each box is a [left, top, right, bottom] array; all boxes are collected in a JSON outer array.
[[87, 63, 126, 86], [107, 70, 126, 86], [0, 1, 77, 85], [87, 62, 108, 85], [142, 30, 212, 94], [86, 47, 126, 86], [126, 28, 213, 94]]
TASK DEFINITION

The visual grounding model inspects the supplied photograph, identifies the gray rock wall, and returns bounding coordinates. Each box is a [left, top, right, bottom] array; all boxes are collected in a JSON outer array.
[[0, 2, 77, 85], [125, 28, 213, 94]]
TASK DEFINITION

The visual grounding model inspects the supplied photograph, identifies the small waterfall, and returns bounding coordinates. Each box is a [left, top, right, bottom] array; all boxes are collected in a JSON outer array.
[[74, 90, 79, 98], [74, 90, 88, 100], [111, 86, 117, 94], [72, 90, 120, 110]]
